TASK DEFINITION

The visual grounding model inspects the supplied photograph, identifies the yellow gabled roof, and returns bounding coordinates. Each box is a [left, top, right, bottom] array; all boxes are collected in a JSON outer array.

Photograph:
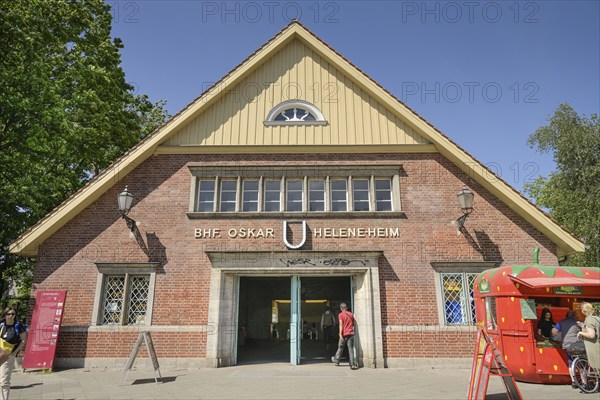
[[9, 21, 584, 257]]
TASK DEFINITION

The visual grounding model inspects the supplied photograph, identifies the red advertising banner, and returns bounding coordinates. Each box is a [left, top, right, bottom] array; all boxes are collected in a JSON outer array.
[[22, 290, 67, 370]]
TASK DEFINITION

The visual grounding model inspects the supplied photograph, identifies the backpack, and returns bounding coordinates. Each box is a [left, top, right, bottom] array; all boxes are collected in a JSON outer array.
[[0, 321, 24, 345], [323, 313, 335, 326]]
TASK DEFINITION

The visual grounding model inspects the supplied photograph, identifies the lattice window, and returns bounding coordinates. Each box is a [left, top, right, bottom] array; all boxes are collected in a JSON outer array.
[[101, 274, 150, 325], [441, 272, 478, 325], [127, 276, 150, 325], [102, 276, 125, 325]]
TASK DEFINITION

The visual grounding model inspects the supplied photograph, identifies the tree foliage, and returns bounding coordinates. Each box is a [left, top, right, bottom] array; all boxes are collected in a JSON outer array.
[[0, 0, 170, 295], [525, 104, 600, 267]]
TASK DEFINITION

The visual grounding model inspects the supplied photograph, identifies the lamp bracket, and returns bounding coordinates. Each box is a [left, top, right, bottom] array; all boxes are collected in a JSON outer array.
[[456, 213, 470, 229], [122, 214, 136, 231]]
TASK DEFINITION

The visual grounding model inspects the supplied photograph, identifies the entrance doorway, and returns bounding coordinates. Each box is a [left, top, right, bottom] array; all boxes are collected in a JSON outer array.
[[236, 276, 352, 365]]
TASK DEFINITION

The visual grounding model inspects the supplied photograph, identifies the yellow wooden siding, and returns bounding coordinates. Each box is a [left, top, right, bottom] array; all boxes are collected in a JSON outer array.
[[164, 39, 429, 147]]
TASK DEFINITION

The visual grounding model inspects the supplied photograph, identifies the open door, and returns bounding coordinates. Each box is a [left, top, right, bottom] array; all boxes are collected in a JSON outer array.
[[290, 275, 301, 365]]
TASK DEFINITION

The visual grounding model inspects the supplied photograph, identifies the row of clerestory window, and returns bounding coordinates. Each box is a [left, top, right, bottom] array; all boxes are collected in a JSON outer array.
[[196, 176, 394, 213]]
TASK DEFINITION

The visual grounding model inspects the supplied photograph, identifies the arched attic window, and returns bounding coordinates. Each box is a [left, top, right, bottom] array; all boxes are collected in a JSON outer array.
[[264, 100, 327, 126]]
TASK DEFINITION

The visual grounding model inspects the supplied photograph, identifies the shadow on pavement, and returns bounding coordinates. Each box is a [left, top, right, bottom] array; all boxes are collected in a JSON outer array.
[[131, 376, 177, 385], [12, 382, 43, 389]]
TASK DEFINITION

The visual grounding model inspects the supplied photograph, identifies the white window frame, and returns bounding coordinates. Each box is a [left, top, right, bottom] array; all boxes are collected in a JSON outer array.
[[264, 100, 327, 126], [92, 263, 158, 328], [329, 178, 348, 212], [264, 179, 282, 212], [286, 179, 304, 212], [374, 178, 393, 211], [431, 262, 497, 328], [308, 179, 326, 212], [242, 179, 260, 212], [219, 179, 238, 212], [352, 178, 371, 211], [197, 179, 216, 212], [189, 166, 403, 215], [439, 272, 479, 326]]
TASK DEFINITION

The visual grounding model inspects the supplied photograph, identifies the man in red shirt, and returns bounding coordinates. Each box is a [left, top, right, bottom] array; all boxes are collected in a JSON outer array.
[[331, 303, 358, 369]]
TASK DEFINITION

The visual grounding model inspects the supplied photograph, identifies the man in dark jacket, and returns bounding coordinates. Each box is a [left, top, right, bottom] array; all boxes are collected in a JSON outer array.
[[553, 310, 583, 389]]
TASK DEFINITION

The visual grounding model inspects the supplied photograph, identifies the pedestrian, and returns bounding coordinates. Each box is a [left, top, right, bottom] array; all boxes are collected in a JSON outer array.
[[0, 307, 28, 400], [321, 309, 336, 343], [331, 303, 358, 370], [577, 302, 600, 370]]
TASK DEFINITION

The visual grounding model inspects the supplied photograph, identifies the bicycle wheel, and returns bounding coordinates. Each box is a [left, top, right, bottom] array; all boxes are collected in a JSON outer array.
[[573, 358, 600, 393]]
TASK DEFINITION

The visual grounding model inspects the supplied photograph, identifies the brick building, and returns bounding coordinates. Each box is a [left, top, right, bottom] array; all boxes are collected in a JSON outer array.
[[10, 22, 583, 369]]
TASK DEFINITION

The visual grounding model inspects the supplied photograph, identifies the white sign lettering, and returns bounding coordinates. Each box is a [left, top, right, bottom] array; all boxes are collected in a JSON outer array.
[[194, 226, 400, 239]]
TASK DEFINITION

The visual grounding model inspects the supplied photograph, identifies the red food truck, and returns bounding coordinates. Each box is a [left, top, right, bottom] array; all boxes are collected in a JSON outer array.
[[473, 255, 600, 384]]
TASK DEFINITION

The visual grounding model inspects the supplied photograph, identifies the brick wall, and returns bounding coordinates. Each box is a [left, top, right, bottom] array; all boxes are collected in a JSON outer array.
[[31, 153, 557, 361]]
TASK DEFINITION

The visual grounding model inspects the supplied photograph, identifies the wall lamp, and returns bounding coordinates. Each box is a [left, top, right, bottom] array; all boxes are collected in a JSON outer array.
[[456, 185, 474, 228], [117, 186, 136, 231]]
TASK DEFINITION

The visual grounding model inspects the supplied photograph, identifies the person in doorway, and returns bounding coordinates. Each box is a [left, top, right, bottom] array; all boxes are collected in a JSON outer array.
[[331, 303, 358, 370], [0, 307, 28, 400], [303, 320, 311, 340], [310, 323, 318, 341], [577, 302, 600, 370], [536, 307, 555, 340], [321, 309, 337, 345]]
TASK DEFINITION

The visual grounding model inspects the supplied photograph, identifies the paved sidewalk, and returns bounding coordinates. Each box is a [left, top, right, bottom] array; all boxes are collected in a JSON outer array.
[[9, 363, 594, 399]]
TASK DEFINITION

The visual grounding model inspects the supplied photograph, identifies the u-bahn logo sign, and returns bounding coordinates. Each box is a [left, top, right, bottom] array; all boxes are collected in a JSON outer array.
[[282, 220, 307, 249]]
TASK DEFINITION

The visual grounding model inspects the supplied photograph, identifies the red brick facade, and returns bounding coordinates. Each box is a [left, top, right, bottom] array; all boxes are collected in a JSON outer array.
[[31, 152, 558, 366]]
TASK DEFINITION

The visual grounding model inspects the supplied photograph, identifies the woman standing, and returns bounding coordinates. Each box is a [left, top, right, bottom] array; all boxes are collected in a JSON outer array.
[[577, 302, 600, 370], [0, 307, 28, 400]]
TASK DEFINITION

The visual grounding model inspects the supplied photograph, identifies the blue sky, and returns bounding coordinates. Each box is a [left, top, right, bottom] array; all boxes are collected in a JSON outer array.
[[109, 0, 599, 195]]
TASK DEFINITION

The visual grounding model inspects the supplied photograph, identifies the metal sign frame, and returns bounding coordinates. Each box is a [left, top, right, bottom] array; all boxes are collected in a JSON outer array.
[[122, 331, 161, 384]]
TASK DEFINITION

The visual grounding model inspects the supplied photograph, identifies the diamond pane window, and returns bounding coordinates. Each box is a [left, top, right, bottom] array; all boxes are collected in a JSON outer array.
[[441, 272, 478, 325], [127, 275, 150, 325], [101, 274, 151, 326], [102, 276, 125, 325]]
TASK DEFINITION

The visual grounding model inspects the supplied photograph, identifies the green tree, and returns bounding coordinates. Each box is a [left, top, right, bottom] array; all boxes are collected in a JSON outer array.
[[0, 0, 170, 297], [525, 104, 600, 267]]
